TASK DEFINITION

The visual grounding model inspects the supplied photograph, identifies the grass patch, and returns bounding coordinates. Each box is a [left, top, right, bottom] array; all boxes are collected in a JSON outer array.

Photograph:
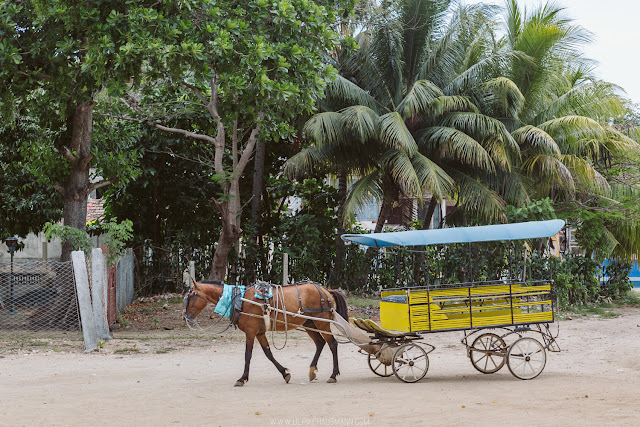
[[155, 347, 176, 354], [347, 295, 379, 308], [167, 297, 183, 304], [565, 305, 619, 318], [27, 340, 49, 347], [616, 290, 640, 305], [114, 346, 140, 354]]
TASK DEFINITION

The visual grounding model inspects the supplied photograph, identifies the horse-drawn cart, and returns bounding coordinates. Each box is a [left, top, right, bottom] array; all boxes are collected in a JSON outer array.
[[340, 219, 564, 382], [184, 220, 564, 385]]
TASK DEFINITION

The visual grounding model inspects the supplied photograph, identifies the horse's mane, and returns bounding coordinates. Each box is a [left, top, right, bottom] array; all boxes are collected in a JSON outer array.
[[199, 280, 225, 286]]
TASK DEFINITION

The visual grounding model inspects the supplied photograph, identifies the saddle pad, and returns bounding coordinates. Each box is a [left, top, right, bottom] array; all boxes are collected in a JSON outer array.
[[214, 284, 246, 317], [255, 288, 273, 300]]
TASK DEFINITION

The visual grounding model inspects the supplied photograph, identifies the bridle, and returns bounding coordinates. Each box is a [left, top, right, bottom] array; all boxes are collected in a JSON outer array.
[[184, 288, 208, 306]]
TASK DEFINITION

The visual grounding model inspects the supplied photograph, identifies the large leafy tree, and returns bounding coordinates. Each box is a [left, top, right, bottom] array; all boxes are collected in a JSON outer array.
[[0, 1, 143, 259], [0, 116, 62, 239], [117, 0, 349, 280]]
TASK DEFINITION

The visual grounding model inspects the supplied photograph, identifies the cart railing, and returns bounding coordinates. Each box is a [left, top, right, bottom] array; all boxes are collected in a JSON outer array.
[[380, 279, 555, 333]]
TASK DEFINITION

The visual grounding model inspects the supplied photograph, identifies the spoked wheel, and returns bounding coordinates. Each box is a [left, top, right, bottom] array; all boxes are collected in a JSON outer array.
[[469, 333, 507, 374], [367, 353, 393, 377], [392, 343, 429, 383], [507, 337, 547, 380]]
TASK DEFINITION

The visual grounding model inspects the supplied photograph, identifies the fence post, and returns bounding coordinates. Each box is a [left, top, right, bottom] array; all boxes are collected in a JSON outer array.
[[189, 261, 195, 285], [91, 248, 110, 340], [72, 251, 97, 352], [283, 253, 289, 286]]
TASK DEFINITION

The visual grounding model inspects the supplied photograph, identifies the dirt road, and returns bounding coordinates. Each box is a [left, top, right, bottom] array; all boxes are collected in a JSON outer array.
[[1, 309, 639, 426]]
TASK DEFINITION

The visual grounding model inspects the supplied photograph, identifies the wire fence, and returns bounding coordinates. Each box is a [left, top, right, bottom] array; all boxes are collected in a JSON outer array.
[[0, 260, 81, 333]]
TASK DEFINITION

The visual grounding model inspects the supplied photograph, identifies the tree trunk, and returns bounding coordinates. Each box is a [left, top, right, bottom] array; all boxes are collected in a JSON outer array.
[[357, 200, 391, 289], [245, 137, 266, 283], [421, 196, 438, 230], [59, 101, 95, 261], [373, 200, 391, 234], [328, 169, 348, 287], [209, 181, 243, 281]]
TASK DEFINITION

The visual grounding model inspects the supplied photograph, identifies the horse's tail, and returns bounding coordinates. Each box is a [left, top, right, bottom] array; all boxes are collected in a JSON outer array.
[[329, 289, 349, 320]]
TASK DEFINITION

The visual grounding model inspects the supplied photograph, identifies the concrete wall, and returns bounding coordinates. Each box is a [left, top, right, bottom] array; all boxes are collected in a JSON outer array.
[[1, 232, 103, 262]]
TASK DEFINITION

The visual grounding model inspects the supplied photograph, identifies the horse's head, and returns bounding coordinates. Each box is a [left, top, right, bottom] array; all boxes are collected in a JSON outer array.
[[183, 282, 209, 322]]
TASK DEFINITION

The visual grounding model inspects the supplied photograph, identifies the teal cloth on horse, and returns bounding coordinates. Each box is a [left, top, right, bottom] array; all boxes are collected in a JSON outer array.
[[255, 286, 273, 299], [214, 284, 246, 318]]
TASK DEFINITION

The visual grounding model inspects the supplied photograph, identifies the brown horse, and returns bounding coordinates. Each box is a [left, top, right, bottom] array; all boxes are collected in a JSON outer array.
[[183, 280, 349, 386]]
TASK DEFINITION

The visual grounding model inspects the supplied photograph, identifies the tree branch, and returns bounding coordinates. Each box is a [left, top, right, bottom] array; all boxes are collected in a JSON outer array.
[[87, 178, 120, 195], [153, 123, 217, 144], [236, 112, 264, 175], [53, 184, 65, 197], [60, 146, 78, 164]]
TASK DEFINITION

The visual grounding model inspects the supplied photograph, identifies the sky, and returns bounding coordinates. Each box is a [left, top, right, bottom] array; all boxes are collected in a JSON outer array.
[[464, 0, 640, 106]]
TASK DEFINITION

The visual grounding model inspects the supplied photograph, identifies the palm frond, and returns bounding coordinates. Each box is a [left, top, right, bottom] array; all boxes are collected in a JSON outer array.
[[512, 125, 561, 155], [322, 75, 382, 113], [380, 149, 422, 199], [302, 112, 344, 145], [343, 170, 383, 222], [419, 126, 494, 170], [397, 80, 443, 119], [559, 154, 610, 194], [340, 105, 380, 143], [411, 152, 455, 201], [379, 111, 418, 155], [521, 154, 575, 198], [449, 169, 507, 222]]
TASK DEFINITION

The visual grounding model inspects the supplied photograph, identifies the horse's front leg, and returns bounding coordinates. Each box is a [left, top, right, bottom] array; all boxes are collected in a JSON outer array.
[[256, 333, 290, 383], [235, 333, 256, 387]]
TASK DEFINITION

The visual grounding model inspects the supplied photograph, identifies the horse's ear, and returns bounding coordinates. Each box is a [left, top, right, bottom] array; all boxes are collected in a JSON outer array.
[[191, 278, 197, 287]]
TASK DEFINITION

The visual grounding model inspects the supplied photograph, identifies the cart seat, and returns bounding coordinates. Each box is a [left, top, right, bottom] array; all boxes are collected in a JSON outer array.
[[349, 317, 407, 338]]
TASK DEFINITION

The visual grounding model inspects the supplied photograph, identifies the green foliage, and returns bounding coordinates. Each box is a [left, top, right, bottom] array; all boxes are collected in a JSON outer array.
[[0, 117, 63, 238], [43, 222, 92, 254], [504, 198, 556, 223], [601, 259, 633, 300], [89, 218, 134, 266], [252, 178, 341, 284], [44, 218, 133, 266]]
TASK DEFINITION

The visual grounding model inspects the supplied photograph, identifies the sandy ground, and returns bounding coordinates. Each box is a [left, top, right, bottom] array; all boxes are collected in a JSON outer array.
[[1, 305, 640, 426]]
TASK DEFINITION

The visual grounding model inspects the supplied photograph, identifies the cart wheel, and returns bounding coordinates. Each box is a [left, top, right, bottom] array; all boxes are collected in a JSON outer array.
[[367, 353, 393, 377], [469, 333, 506, 374], [392, 343, 429, 383], [506, 337, 547, 380]]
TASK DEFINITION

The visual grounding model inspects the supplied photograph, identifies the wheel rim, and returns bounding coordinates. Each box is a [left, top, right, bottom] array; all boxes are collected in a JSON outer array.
[[367, 353, 393, 377], [392, 344, 429, 383], [507, 337, 546, 380], [470, 333, 506, 374]]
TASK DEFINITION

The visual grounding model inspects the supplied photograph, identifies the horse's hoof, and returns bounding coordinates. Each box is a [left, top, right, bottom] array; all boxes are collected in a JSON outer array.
[[309, 366, 318, 381], [284, 373, 291, 383], [234, 380, 245, 387], [327, 377, 337, 383]]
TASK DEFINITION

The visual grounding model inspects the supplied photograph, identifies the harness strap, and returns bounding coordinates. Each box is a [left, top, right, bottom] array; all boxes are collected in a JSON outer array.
[[295, 283, 303, 312], [294, 281, 333, 314]]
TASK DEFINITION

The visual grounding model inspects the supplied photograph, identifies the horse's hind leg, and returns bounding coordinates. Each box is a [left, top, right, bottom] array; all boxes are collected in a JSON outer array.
[[305, 320, 326, 381], [314, 320, 340, 383], [256, 333, 291, 384]]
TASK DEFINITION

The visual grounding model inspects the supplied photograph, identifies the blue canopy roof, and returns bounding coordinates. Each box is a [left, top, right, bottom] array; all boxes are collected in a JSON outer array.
[[341, 219, 565, 247]]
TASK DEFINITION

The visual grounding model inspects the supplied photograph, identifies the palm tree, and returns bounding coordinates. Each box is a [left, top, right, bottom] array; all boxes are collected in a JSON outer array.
[[466, 1, 640, 256], [286, 0, 522, 233]]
